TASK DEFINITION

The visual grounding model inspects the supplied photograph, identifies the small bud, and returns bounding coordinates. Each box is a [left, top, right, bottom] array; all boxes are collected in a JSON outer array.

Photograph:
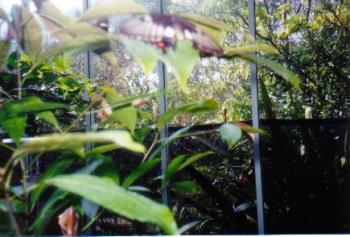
[[132, 98, 150, 108], [58, 206, 79, 237], [97, 99, 112, 121]]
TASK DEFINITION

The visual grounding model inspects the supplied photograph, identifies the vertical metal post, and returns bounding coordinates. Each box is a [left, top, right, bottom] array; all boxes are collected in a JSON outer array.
[[83, 0, 94, 150], [157, 0, 170, 205], [248, 0, 265, 234]]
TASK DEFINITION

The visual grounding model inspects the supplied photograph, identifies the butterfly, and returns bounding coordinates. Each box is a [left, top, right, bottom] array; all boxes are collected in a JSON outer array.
[[119, 14, 222, 56]]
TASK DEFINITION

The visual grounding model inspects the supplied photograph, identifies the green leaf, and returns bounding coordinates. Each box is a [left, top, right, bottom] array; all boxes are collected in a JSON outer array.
[[0, 40, 11, 68], [93, 155, 120, 184], [178, 151, 213, 171], [36, 111, 61, 132], [79, 0, 147, 21], [46, 174, 178, 234], [31, 158, 74, 208], [239, 53, 300, 89], [14, 130, 145, 157], [121, 37, 159, 75], [0, 96, 68, 120], [30, 190, 68, 234], [122, 39, 199, 94], [133, 126, 152, 143], [22, 7, 43, 59], [1, 116, 26, 145], [163, 41, 200, 94], [149, 126, 191, 160], [35, 34, 113, 66], [163, 155, 186, 187], [34, 0, 106, 38], [219, 123, 242, 149], [157, 100, 218, 130], [180, 13, 232, 31], [86, 144, 120, 156], [103, 87, 137, 134], [122, 158, 160, 188], [233, 121, 267, 136], [224, 43, 278, 56], [179, 13, 230, 45], [0, 8, 8, 21], [172, 181, 198, 195]]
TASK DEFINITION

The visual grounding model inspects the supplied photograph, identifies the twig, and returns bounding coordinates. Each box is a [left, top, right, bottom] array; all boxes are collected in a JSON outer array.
[[2, 168, 21, 236], [142, 132, 159, 163]]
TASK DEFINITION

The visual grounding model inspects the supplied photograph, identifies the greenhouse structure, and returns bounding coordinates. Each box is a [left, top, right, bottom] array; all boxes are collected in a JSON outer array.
[[0, 0, 349, 235]]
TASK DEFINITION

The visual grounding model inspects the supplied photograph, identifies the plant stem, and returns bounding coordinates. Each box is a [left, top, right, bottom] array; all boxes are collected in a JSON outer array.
[[2, 167, 21, 236], [142, 132, 159, 162]]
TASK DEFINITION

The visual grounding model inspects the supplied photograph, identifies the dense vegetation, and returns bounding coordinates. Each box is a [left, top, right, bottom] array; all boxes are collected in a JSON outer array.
[[0, 0, 348, 235]]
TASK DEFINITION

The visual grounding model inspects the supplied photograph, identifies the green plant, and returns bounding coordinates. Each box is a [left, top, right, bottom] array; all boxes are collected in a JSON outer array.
[[0, 0, 299, 235]]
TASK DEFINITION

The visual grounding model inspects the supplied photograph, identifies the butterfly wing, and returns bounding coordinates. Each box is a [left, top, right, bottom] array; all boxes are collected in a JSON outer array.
[[120, 14, 222, 56]]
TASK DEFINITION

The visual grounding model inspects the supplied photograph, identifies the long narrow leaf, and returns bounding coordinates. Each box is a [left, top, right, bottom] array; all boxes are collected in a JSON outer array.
[[157, 100, 218, 130], [122, 158, 161, 188], [163, 155, 186, 187], [224, 43, 278, 56], [46, 174, 178, 234], [79, 0, 147, 21], [239, 53, 300, 89], [14, 130, 145, 157], [178, 151, 213, 171], [149, 126, 191, 160]]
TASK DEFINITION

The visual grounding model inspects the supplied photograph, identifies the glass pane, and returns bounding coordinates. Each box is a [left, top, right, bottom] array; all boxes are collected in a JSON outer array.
[[257, 1, 350, 234], [163, 0, 257, 234]]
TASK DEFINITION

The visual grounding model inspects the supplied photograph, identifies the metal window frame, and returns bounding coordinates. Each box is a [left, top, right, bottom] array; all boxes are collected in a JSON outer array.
[[157, 0, 170, 206], [248, 0, 265, 234]]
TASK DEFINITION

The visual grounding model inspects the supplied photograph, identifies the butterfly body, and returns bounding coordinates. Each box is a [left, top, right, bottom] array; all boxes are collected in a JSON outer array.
[[120, 14, 222, 56]]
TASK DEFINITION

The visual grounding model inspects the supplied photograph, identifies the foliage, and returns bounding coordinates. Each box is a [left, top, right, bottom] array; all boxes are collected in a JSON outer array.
[[252, 0, 350, 118], [0, 0, 299, 235]]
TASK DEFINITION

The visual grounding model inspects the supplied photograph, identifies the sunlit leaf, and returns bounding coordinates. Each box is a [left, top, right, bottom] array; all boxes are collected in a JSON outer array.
[[22, 7, 43, 59], [79, 0, 147, 21], [163, 41, 200, 94], [35, 34, 113, 67], [122, 39, 199, 94], [46, 174, 178, 234], [224, 43, 278, 56], [157, 100, 218, 130], [0, 96, 67, 120], [219, 123, 242, 149], [103, 87, 137, 135], [121, 37, 159, 75], [14, 130, 145, 157], [233, 121, 267, 136], [239, 53, 300, 89]]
